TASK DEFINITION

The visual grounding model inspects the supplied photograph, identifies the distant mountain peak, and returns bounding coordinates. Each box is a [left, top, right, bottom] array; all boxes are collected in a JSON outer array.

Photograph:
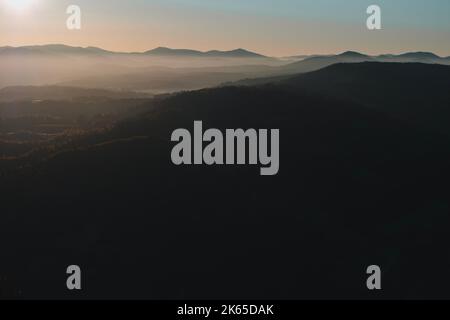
[[145, 47, 202, 55], [206, 48, 265, 58], [398, 51, 441, 59], [232, 48, 266, 57], [230, 48, 255, 54], [154, 46, 169, 50], [338, 51, 369, 58], [145, 47, 266, 58]]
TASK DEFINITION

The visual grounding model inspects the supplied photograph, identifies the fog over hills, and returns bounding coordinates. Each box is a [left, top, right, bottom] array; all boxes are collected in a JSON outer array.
[[0, 45, 281, 90], [54, 50, 450, 93], [1, 44, 450, 94]]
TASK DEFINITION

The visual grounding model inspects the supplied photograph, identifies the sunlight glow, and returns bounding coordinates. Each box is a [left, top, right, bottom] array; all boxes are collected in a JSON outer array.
[[4, 0, 35, 12]]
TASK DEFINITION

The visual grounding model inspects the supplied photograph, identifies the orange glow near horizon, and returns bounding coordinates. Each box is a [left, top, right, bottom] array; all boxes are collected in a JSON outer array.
[[1, 0, 450, 57]]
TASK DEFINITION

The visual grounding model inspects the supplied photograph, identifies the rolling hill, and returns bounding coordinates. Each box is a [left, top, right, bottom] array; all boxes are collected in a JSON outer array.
[[145, 47, 267, 58], [276, 62, 450, 135], [280, 50, 450, 74]]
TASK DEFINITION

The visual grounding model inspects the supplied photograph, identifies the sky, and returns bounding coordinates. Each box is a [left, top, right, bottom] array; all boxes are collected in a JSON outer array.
[[1, 0, 450, 56]]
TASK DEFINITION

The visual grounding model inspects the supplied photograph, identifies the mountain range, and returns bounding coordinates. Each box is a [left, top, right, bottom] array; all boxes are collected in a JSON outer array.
[[1, 44, 449, 62], [0, 44, 267, 59], [144, 47, 267, 58], [1, 44, 450, 93]]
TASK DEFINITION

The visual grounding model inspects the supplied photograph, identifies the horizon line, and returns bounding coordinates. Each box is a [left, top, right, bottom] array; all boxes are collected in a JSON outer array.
[[1, 43, 449, 59]]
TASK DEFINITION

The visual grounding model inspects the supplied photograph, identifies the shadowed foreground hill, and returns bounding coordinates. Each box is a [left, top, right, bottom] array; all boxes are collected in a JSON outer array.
[[278, 62, 450, 135], [240, 62, 450, 135], [2, 65, 450, 299], [279, 62, 450, 109]]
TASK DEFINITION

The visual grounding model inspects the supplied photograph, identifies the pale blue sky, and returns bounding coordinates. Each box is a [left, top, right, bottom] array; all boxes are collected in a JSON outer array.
[[1, 0, 449, 56]]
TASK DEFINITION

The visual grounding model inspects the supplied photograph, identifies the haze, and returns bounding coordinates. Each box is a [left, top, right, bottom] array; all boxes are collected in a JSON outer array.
[[1, 0, 450, 56]]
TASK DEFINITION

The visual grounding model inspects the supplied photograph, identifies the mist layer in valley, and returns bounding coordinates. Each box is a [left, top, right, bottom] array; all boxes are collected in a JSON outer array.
[[2, 44, 450, 94]]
